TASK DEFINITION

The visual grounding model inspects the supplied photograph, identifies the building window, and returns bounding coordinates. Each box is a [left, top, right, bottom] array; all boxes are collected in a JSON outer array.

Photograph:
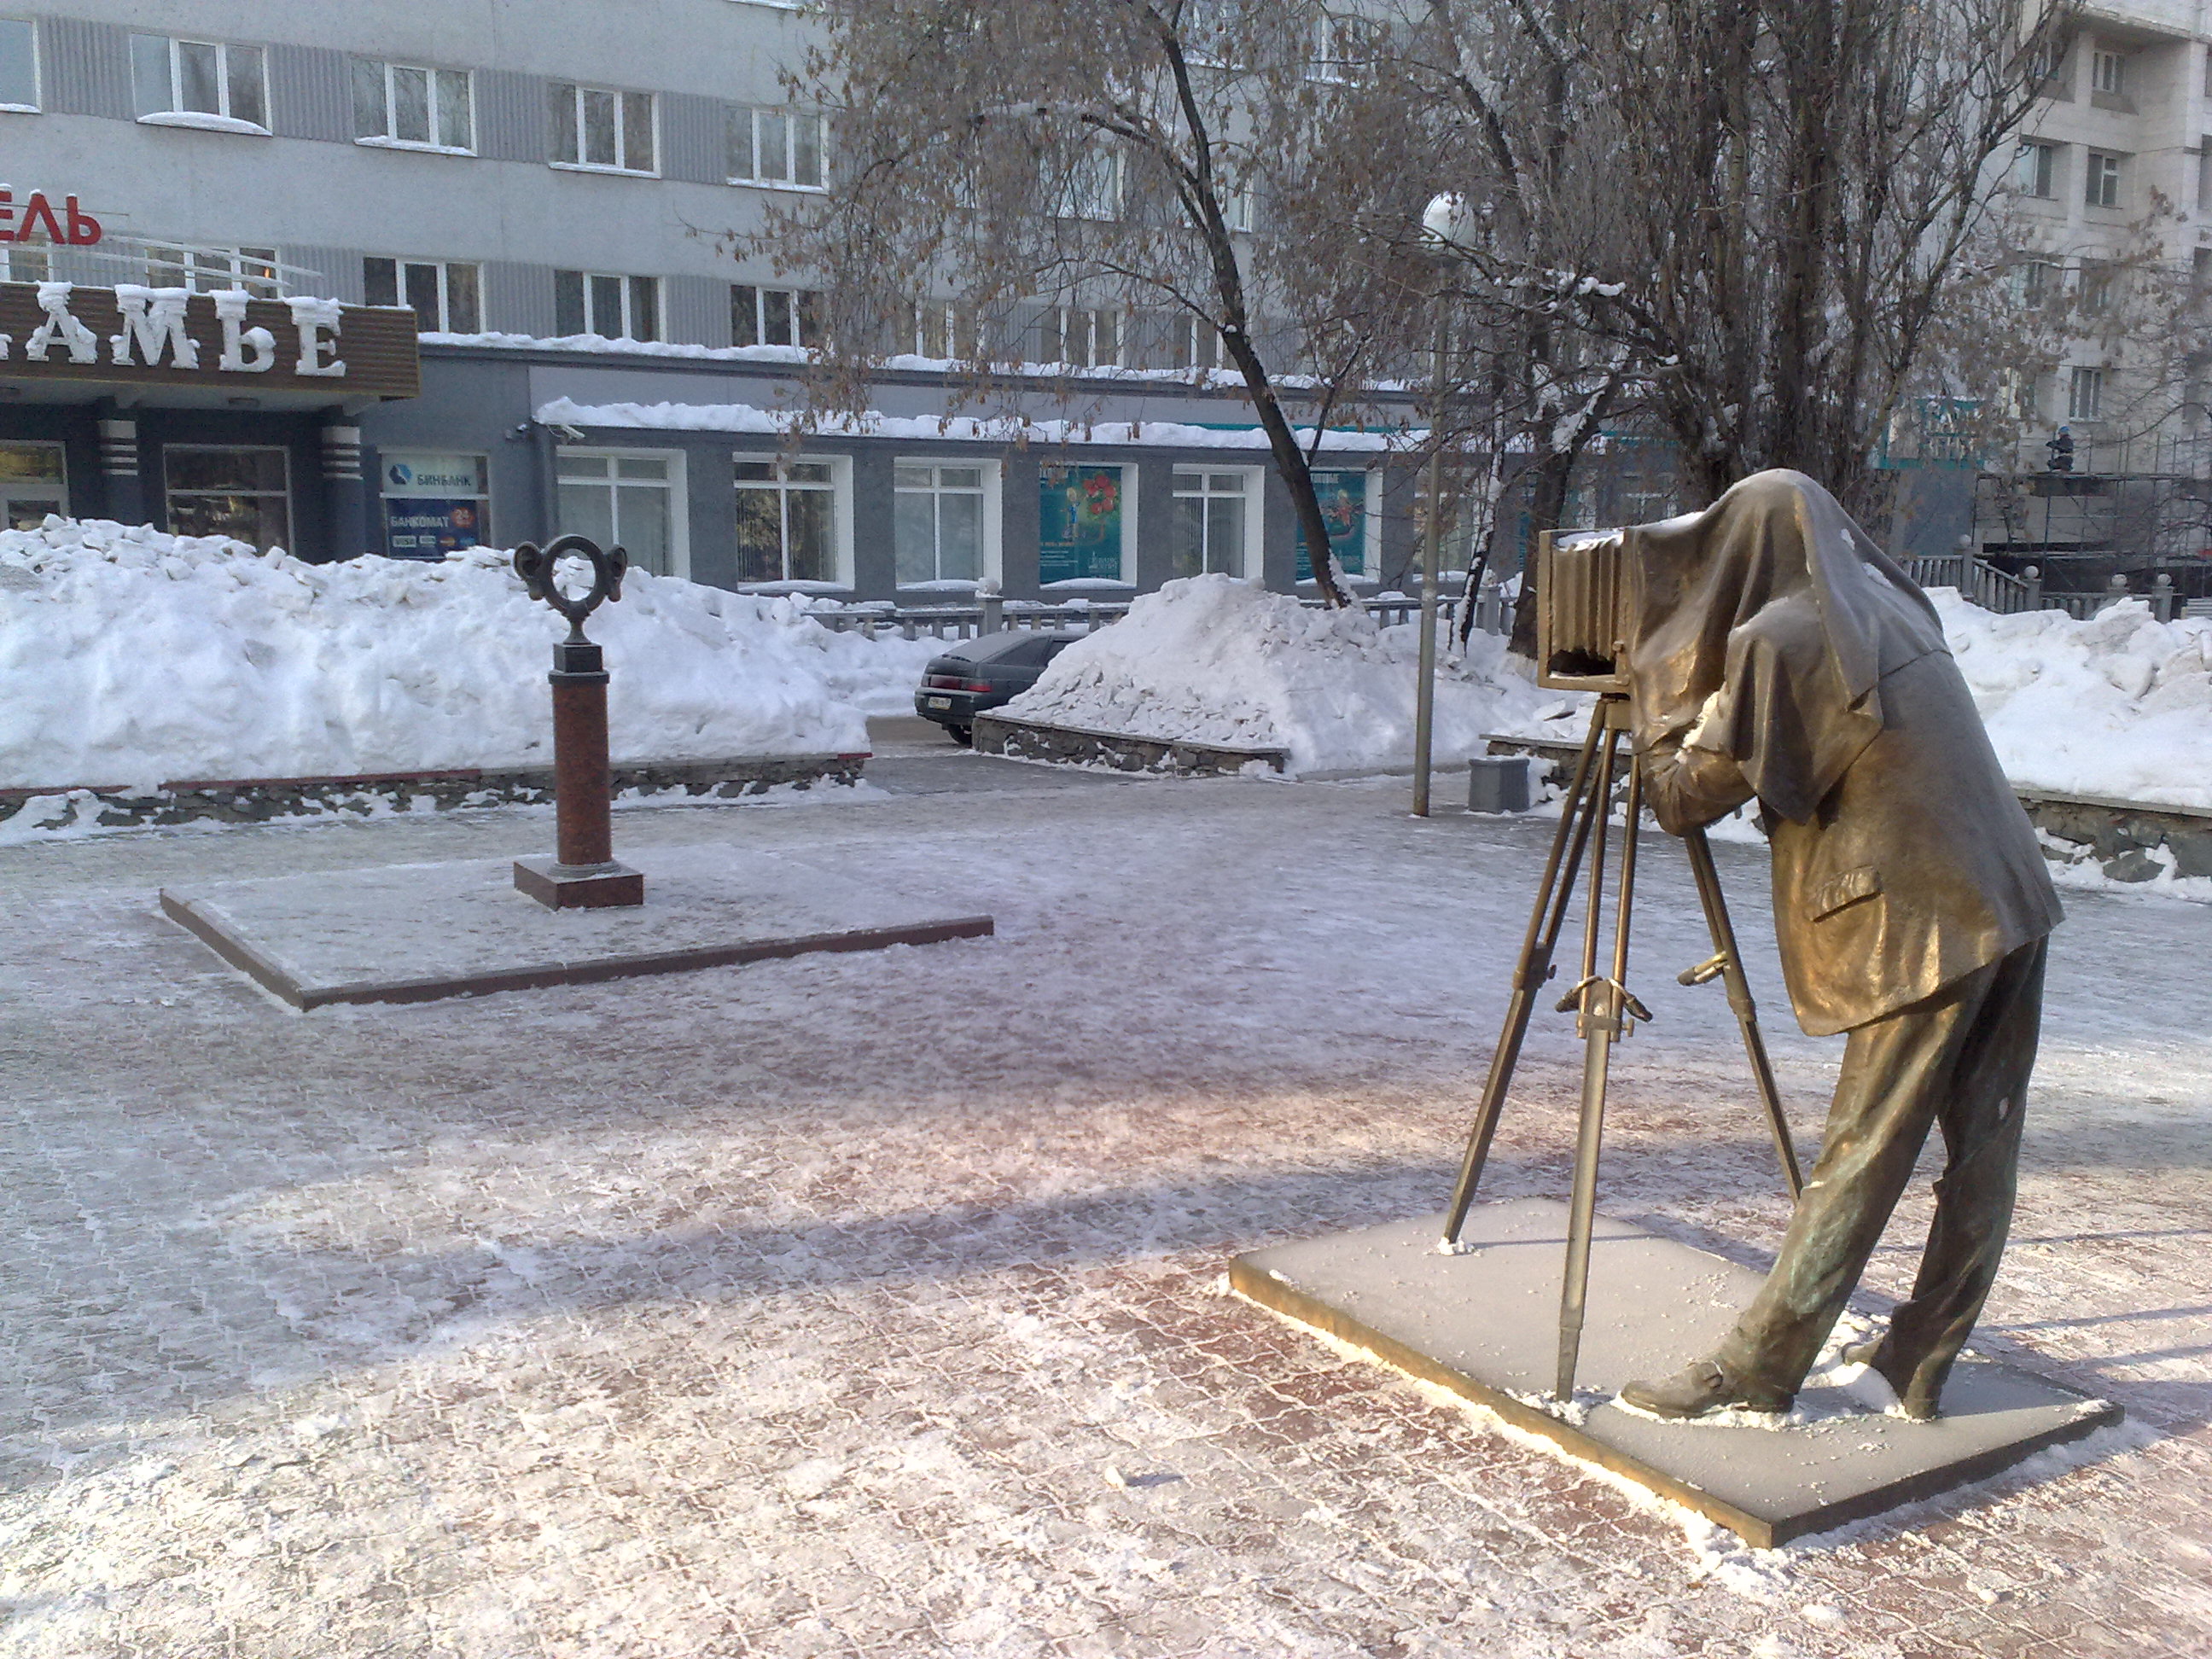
[[1186, 317, 1229, 371], [2014, 141, 2056, 199], [2092, 48, 2126, 96], [557, 450, 684, 577], [555, 271, 659, 341], [146, 245, 281, 294], [1051, 148, 1121, 220], [352, 59, 473, 152], [165, 445, 290, 550], [1170, 469, 1254, 579], [732, 284, 820, 347], [550, 83, 655, 173], [727, 106, 824, 188], [2011, 259, 2054, 307], [894, 463, 988, 585], [2068, 366, 2104, 421], [0, 19, 38, 111], [2085, 150, 2122, 208], [0, 440, 67, 529], [1038, 463, 1128, 584], [734, 457, 839, 584], [2079, 264, 2114, 316], [909, 300, 966, 359], [364, 258, 481, 333], [1039, 306, 1120, 369], [130, 35, 266, 131]]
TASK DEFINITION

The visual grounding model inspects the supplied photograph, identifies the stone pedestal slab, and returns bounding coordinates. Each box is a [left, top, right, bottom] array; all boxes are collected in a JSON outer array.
[[161, 843, 992, 1009], [1231, 1202, 2121, 1546]]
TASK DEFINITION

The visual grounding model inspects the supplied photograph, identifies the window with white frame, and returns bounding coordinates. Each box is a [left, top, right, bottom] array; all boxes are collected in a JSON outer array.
[[2201, 137, 2212, 213], [352, 59, 473, 151], [365, 257, 481, 333], [130, 34, 266, 130], [1039, 306, 1119, 368], [1186, 317, 1229, 371], [0, 238, 48, 282], [732, 284, 821, 347], [2092, 48, 2126, 96], [895, 463, 991, 585], [734, 457, 841, 585], [2085, 150, 2122, 208], [0, 19, 38, 111], [2014, 141, 2056, 199], [1170, 469, 1255, 579], [728, 105, 824, 188], [146, 245, 280, 294], [1051, 147, 1121, 220], [910, 300, 967, 359], [555, 271, 659, 341], [550, 83, 655, 173], [557, 450, 685, 577], [2068, 365, 2104, 421], [2010, 259, 2055, 307], [2080, 263, 2114, 316]]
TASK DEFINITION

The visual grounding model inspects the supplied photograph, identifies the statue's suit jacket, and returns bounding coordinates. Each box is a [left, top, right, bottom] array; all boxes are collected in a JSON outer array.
[[1637, 600, 2062, 1038]]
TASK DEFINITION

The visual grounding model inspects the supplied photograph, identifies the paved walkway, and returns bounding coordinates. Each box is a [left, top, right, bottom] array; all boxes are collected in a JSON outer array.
[[3, 762, 2209, 1656]]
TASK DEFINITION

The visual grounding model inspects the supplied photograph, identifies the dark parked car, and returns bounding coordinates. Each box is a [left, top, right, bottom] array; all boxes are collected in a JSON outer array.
[[913, 627, 1086, 744]]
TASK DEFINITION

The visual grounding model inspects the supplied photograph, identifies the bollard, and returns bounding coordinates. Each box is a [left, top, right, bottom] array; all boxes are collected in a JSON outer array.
[[1469, 754, 1535, 814], [509, 534, 645, 910]]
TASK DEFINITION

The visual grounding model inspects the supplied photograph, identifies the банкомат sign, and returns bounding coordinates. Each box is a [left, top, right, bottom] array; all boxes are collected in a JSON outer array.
[[0, 282, 419, 400]]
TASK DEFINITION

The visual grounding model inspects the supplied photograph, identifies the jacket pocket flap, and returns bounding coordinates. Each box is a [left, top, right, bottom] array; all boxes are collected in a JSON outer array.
[[1811, 864, 1882, 920]]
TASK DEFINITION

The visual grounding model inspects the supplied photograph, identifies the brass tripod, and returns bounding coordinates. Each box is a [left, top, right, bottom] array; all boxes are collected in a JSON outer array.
[[1444, 696, 1805, 1401]]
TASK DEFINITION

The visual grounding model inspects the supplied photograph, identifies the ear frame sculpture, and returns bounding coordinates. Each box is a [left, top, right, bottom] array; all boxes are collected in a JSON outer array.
[[513, 533, 629, 639]]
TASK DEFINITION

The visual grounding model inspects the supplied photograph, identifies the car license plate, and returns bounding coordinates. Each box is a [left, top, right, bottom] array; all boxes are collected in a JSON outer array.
[[926, 696, 952, 710]]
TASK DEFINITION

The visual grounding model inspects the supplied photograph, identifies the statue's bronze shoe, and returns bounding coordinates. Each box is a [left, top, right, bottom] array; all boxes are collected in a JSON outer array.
[[1841, 1337, 1937, 1421], [1618, 1359, 1793, 1419]]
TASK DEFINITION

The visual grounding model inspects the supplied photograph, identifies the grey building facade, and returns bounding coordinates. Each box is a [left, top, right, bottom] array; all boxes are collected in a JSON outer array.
[[0, 2, 1425, 599]]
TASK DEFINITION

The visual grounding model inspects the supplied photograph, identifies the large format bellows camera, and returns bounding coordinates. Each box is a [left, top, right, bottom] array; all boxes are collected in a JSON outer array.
[[1534, 528, 1633, 694]]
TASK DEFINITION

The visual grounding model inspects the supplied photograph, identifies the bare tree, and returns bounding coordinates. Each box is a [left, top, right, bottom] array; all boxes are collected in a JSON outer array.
[[763, 0, 1445, 608], [1395, 0, 2074, 537]]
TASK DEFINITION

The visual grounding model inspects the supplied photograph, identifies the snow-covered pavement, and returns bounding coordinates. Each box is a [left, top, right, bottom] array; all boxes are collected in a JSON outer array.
[[4, 764, 2209, 1657]]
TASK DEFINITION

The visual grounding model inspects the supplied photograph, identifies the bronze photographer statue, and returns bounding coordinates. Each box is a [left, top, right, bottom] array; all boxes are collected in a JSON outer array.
[[1615, 469, 2063, 1422]]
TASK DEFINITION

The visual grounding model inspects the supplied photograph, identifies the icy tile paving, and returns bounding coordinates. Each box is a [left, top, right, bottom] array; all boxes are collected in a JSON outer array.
[[3, 772, 2210, 1656]]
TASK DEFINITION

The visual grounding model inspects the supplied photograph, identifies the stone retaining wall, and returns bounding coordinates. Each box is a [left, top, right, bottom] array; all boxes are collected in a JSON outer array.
[[0, 752, 867, 834], [974, 713, 1286, 777], [1481, 733, 2212, 887]]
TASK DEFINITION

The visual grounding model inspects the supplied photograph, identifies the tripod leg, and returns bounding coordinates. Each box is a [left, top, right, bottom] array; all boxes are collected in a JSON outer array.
[[1556, 751, 1638, 1400], [1679, 826, 1804, 1201], [1441, 707, 1611, 1244]]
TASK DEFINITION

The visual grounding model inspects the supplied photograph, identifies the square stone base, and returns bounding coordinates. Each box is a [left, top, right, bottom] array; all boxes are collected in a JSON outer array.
[[161, 842, 992, 1009], [512, 857, 645, 910], [1231, 1202, 2122, 1547]]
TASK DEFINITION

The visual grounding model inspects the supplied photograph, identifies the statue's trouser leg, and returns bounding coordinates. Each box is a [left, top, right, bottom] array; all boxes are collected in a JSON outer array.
[[1876, 939, 2046, 1414], [1714, 940, 2043, 1405]]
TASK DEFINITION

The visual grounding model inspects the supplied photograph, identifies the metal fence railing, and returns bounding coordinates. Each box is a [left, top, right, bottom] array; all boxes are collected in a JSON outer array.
[[806, 585, 1518, 643], [1901, 556, 2190, 623]]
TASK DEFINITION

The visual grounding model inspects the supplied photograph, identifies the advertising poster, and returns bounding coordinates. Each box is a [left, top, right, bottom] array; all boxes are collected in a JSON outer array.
[[1295, 469, 1369, 581], [383, 498, 483, 558], [1038, 463, 1124, 583]]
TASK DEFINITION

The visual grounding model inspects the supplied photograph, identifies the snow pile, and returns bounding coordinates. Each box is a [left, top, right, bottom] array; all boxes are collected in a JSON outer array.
[[0, 519, 936, 788], [1934, 591, 2212, 810], [999, 573, 1557, 775]]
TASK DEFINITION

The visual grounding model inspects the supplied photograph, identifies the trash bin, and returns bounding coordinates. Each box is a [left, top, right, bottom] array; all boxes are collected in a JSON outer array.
[[1468, 754, 1535, 814]]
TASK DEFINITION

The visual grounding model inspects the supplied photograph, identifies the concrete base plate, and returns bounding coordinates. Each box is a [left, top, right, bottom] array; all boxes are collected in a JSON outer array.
[[1231, 1202, 2121, 1546], [512, 856, 645, 910], [161, 843, 992, 1009]]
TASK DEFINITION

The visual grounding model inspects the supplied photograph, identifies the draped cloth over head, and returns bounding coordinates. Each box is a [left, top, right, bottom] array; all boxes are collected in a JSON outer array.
[[1624, 469, 1950, 824]]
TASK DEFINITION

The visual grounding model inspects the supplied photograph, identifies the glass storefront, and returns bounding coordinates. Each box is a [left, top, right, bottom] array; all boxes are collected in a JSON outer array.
[[165, 445, 292, 550], [0, 440, 67, 529]]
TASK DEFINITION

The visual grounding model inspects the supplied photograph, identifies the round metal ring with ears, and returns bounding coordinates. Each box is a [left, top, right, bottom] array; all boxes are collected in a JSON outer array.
[[513, 533, 630, 640]]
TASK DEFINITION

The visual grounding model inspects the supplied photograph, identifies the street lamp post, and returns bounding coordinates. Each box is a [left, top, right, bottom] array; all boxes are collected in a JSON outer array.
[[1412, 194, 1472, 818]]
